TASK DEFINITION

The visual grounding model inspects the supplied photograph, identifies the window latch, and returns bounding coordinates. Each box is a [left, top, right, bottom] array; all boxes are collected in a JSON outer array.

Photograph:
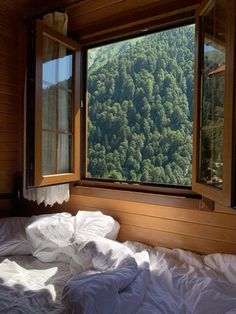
[[80, 100, 84, 108]]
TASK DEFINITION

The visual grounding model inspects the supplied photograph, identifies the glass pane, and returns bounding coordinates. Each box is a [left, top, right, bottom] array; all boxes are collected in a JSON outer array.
[[200, 127, 223, 188], [42, 37, 73, 87], [58, 134, 72, 173], [42, 87, 57, 130], [42, 36, 73, 132], [87, 24, 195, 186], [42, 131, 56, 175], [201, 0, 225, 127], [41, 35, 74, 176], [199, 0, 225, 189], [58, 89, 72, 132]]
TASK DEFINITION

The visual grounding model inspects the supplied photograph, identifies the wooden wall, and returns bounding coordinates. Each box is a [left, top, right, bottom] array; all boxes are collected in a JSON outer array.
[[23, 186, 236, 255], [0, 8, 20, 215]]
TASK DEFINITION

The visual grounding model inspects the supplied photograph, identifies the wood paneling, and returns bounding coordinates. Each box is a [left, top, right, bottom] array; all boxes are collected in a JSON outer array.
[[67, 0, 201, 44], [35, 188, 236, 255], [0, 0, 85, 18], [0, 8, 19, 214]]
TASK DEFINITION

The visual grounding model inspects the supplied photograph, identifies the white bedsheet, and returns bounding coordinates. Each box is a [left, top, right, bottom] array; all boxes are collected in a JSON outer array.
[[0, 256, 71, 313], [63, 238, 236, 314], [0, 240, 236, 314]]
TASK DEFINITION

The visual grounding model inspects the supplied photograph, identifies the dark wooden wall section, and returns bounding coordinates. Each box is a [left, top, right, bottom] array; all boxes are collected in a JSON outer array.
[[68, 0, 200, 44], [0, 7, 20, 215]]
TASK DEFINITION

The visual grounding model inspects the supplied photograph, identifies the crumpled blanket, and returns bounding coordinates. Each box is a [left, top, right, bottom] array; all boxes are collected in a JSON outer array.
[[62, 236, 150, 314]]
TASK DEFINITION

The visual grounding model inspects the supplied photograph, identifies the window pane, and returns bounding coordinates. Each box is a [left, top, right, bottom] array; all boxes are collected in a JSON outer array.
[[42, 131, 56, 175], [41, 35, 74, 176], [58, 134, 72, 173], [42, 37, 73, 88], [200, 127, 223, 188], [199, 0, 225, 189], [58, 89, 72, 132], [42, 87, 57, 130], [87, 25, 195, 186]]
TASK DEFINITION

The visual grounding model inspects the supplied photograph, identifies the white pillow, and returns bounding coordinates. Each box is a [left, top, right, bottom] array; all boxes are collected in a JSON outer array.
[[25, 212, 75, 263], [74, 211, 120, 241], [0, 217, 31, 256], [25, 211, 120, 264]]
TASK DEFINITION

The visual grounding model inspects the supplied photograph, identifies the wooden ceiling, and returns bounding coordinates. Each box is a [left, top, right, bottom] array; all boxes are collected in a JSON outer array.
[[0, 0, 85, 17], [0, 0, 201, 43], [67, 0, 201, 44]]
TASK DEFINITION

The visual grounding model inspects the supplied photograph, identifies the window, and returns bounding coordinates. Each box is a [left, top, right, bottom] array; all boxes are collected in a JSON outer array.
[[85, 24, 195, 188], [27, 20, 81, 187], [193, 0, 236, 206]]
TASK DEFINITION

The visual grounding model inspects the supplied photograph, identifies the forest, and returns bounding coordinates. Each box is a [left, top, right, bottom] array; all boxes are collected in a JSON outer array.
[[87, 25, 195, 186]]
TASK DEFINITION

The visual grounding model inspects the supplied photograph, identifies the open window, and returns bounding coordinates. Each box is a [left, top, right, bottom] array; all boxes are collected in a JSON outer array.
[[27, 20, 81, 187], [79, 23, 197, 196], [192, 0, 236, 206]]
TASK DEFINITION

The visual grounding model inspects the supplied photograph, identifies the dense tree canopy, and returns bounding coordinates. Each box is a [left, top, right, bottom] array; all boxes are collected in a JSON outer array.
[[87, 25, 195, 186]]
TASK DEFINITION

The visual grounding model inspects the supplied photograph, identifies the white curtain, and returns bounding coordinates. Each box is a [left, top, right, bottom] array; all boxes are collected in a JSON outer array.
[[24, 12, 70, 207]]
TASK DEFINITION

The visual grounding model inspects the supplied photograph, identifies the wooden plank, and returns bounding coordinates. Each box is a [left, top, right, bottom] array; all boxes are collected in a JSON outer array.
[[0, 173, 15, 193], [68, 194, 236, 229], [60, 202, 236, 244], [0, 160, 17, 171], [215, 202, 236, 214], [69, 0, 199, 33], [69, 0, 198, 29], [0, 123, 19, 133], [0, 142, 17, 151], [0, 112, 17, 123], [0, 133, 18, 142], [118, 225, 236, 254], [0, 54, 17, 70], [99, 209, 236, 243], [0, 92, 17, 106], [0, 73, 16, 87], [72, 186, 200, 209], [0, 151, 17, 161], [0, 104, 17, 114]]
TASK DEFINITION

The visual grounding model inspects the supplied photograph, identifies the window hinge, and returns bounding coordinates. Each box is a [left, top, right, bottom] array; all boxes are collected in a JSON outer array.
[[80, 100, 84, 108]]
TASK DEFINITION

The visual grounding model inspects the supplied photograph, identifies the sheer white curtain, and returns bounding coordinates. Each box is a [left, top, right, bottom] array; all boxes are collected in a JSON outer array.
[[24, 12, 70, 207]]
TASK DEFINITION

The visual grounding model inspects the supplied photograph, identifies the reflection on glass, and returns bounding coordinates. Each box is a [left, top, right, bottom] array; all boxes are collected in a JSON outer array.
[[42, 131, 56, 175], [199, 0, 225, 188], [58, 89, 72, 132], [42, 88, 57, 130], [58, 134, 72, 173], [41, 35, 74, 175], [200, 127, 223, 188]]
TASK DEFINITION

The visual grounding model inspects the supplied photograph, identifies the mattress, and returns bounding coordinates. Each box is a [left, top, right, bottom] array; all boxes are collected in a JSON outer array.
[[1, 241, 236, 314], [0, 213, 236, 313]]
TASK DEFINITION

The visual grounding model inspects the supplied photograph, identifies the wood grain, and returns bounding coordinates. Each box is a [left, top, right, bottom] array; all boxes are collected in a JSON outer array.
[[0, 6, 19, 201]]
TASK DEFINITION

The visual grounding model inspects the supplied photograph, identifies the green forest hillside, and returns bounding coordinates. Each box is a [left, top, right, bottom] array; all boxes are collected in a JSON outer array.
[[87, 25, 195, 186]]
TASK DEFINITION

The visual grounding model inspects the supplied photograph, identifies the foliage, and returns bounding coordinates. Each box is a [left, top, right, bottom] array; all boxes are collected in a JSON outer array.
[[87, 25, 195, 186]]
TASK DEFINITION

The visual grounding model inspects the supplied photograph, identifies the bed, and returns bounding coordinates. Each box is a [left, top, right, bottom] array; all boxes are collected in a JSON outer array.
[[0, 211, 236, 314]]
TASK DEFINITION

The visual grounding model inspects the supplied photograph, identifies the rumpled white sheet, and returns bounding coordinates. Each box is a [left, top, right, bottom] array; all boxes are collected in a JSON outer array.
[[1, 239, 236, 314], [0, 255, 71, 313], [63, 255, 150, 314], [62, 239, 236, 314]]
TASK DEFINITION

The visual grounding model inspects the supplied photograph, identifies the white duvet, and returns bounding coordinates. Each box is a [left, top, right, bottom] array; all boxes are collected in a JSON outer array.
[[0, 238, 236, 313]]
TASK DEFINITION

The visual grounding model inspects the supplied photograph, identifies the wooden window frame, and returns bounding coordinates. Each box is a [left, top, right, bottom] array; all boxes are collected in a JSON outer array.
[[192, 0, 236, 207], [34, 20, 81, 186], [76, 20, 200, 199]]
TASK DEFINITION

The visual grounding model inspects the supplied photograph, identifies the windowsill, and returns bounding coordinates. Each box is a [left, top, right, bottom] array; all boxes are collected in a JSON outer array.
[[71, 180, 205, 210]]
